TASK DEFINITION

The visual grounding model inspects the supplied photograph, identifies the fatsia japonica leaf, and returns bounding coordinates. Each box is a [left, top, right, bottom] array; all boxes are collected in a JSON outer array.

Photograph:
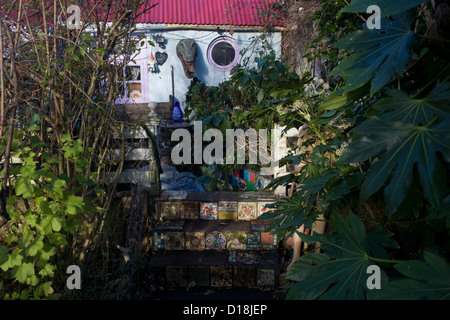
[[285, 212, 396, 300], [373, 83, 450, 125], [340, 0, 428, 16], [339, 117, 450, 215], [331, 12, 416, 95], [376, 251, 450, 300]]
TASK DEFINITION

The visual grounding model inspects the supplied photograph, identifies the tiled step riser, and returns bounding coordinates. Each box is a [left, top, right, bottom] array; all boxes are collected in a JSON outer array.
[[151, 265, 279, 289], [155, 200, 275, 220], [153, 230, 278, 251]]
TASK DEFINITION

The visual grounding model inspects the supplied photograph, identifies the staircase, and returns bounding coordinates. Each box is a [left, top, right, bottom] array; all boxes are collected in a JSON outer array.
[[149, 190, 283, 291]]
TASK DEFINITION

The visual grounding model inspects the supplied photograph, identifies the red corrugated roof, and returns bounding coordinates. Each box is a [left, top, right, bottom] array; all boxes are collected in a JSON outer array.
[[136, 0, 285, 27]]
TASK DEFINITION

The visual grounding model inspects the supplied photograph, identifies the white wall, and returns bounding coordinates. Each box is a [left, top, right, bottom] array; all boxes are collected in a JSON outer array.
[[134, 28, 282, 110]]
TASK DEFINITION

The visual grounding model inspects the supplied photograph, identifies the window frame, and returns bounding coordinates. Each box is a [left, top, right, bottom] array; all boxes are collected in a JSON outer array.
[[207, 36, 241, 72], [115, 46, 150, 105]]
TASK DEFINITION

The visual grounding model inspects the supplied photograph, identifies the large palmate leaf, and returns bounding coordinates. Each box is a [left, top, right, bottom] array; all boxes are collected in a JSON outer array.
[[376, 251, 450, 300], [339, 117, 450, 215], [373, 83, 450, 125], [331, 13, 416, 95], [285, 212, 396, 300], [340, 0, 428, 16]]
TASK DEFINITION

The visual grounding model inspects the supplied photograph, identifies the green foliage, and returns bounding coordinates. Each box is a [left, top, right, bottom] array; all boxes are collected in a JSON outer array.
[[285, 212, 398, 300], [258, 0, 450, 300], [0, 129, 94, 299]]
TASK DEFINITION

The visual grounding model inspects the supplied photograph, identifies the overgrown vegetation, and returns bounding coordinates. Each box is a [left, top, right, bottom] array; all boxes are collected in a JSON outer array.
[[0, 0, 155, 299], [186, 0, 450, 299]]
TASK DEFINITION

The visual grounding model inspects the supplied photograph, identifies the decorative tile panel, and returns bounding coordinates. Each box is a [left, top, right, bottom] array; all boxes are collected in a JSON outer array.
[[261, 232, 274, 245], [218, 201, 238, 220], [180, 201, 199, 219], [188, 266, 210, 287], [233, 266, 256, 287], [165, 232, 185, 250], [185, 232, 206, 251], [166, 266, 187, 287], [257, 269, 275, 289], [228, 250, 237, 263], [205, 231, 227, 250], [153, 232, 165, 251], [258, 202, 275, 217], [226, 232, 247, 250], [200, 202, 218, 220], [247, 232, 261, 250], [160, 201, 179, 219], [238, 202, 257, 220], [211, 266, 232, 287]]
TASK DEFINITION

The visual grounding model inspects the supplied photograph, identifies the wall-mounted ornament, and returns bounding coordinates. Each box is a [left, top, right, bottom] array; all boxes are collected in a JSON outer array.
[[148, 51, 157, 73], [176, 39, 197, 79], [155, 35, 166, 48], [155, 52, 168, 66]]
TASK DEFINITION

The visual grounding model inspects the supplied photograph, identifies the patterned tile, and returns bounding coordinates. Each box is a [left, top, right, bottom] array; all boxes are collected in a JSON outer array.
[[238, 202, 257, 220], [228, 250, 237, 263], [246, 182, 255, 191], [249, 172, 256, 183], [166, 266, 187, 287], [165, 232, 185, 250], [251, 220, 271, 231], [211, 266, 232, 287], [185, 232, 206, 251], [261, 232, 274, 245], [258, 202, 275, 217], [153, 232, 165, 251], [218, 201, 238, 220], [247, 232, 261, 250], [205, 231, 227, 250], [226, 232, 247, 250], [257, 269, 275, 289], [238, 178, 247, 191], [200, 202, 218, 220], [233, 266, 256, 287], [160, 201, 179, 219], [255, 175, 270, 191], [180, 201, 200, 219], [188, 266, 210, 287]]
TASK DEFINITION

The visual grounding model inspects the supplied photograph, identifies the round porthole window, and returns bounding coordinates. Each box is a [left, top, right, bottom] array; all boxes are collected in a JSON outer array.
[[207, 36, 241, 72]]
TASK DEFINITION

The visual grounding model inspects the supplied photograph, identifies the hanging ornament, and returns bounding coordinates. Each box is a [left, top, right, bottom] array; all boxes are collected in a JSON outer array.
[[148, 51, 157, 73]]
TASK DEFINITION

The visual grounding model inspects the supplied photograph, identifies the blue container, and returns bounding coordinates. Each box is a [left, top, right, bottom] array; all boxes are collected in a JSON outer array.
[[172, 101, 183, 123]]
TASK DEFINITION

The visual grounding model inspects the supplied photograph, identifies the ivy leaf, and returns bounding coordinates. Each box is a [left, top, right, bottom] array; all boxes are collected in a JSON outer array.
[[377, 251, 450, 300], [285, 212, 397, 300], [340, 0, 428, 16], [373, 83, 450, 125], [339, 116, 450, 215], [332, 13, 416, 95]]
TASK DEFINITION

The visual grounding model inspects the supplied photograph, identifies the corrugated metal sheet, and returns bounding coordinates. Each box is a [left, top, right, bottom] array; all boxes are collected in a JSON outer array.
[[136, 0, 285, 27]]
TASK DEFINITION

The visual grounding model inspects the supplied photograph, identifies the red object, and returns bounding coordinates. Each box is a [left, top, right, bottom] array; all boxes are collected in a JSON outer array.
[[137, 0, 285, 27]]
